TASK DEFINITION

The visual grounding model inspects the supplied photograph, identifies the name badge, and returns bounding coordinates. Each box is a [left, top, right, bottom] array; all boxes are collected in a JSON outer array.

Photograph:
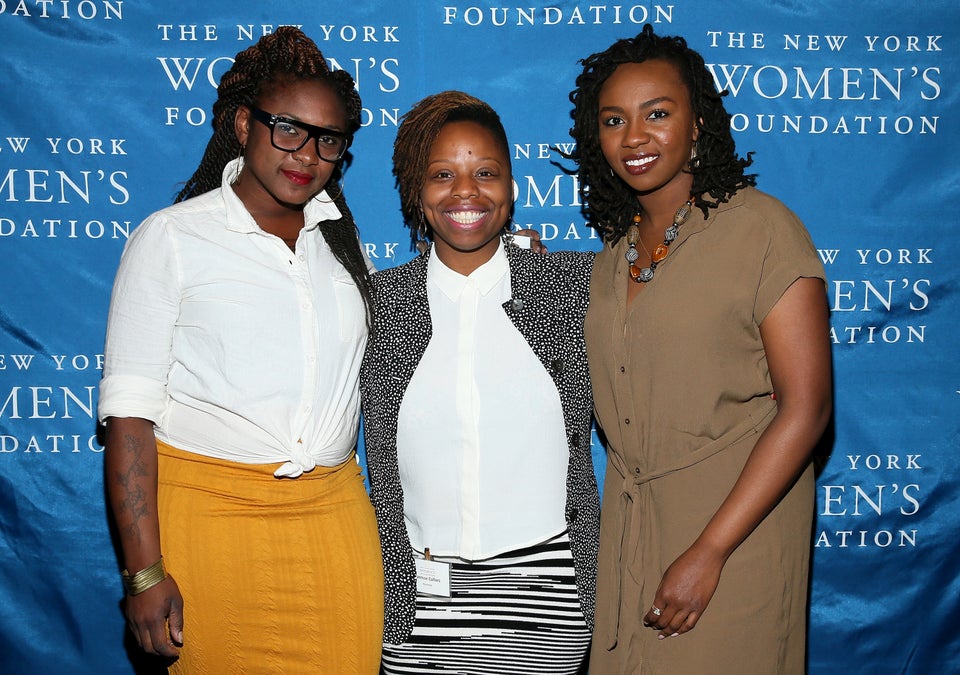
[[415, 553, 451, 597]]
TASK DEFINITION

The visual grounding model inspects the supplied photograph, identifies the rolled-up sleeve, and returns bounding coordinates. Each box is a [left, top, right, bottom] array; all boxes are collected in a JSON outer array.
[[98, 214, 181, 425]]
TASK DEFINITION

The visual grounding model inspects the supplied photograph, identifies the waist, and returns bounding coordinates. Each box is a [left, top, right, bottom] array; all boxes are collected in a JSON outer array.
[[611, 403, 778, 487], [156, 439, 364, 497], [157, 400, 357, 469], [414, 529, 572, 565]]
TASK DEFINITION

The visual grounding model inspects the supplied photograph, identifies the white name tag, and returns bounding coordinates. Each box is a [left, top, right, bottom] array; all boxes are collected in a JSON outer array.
[[510, 232, 533, 249], [415, 557, 452, 597]]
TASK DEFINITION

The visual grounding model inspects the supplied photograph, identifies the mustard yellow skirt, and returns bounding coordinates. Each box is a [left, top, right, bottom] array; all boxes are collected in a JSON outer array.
[[156, 441, 384, 674]]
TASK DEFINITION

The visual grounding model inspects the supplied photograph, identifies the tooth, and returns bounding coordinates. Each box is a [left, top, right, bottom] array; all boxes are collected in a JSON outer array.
[[450, 211, 482, 224]]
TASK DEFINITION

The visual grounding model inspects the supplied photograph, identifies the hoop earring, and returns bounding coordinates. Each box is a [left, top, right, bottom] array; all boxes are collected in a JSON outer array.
[[315, 172, 344, 203], [232, 145, 244, 185], [415, 211, 430, 255], [689, 140, 701, 170]]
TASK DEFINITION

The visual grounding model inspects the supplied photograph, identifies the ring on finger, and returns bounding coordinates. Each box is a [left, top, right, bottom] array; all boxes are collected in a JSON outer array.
[[651, 606, 663, 617]]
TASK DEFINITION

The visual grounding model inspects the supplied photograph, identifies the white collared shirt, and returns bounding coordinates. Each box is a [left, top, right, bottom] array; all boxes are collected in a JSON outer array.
[[99, 159, 371, 477], [395, 242, 568, 560]]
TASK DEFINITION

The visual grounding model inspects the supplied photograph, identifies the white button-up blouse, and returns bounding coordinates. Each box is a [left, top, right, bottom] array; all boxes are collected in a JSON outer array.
[[99, 159, 370, 478], [395, 243, 569, 560]]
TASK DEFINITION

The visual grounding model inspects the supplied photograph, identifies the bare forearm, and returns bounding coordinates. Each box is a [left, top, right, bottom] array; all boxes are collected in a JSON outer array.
[[696, 276, 832, 560], [644, 277, 831, 637], [105, 416, 162, 571], [694, 401, 830, 560]]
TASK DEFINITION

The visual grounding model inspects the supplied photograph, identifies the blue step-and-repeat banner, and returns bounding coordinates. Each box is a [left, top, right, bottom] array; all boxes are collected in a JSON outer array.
[[2, 1, 958, 672]]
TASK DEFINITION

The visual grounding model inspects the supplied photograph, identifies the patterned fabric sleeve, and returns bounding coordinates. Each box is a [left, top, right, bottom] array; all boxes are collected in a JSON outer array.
[[360, 259, 427, 644]]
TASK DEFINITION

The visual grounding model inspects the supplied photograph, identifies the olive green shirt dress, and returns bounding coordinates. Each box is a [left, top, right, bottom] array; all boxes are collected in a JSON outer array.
[[586, 187, 826, 674]]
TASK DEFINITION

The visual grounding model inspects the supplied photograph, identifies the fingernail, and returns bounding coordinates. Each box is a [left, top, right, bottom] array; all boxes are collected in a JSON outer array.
[[658, 634, 666, 640], [671, 632, 680, 638]]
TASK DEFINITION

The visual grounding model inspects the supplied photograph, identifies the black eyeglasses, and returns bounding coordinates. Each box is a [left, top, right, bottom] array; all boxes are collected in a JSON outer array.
[[248, 107, 351, 162]]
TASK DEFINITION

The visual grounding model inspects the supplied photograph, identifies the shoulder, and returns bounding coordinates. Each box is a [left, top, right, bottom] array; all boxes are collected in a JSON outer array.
[[736, 186, 799, 220], [719, 189, 824, 287], [727, 187, 802, 228], [545, 247, 596, 273], [153, 189, 224, 222], [715, 187, 814, 246], [128, 190, 224, 243], [369, 255, 427, 303], [509, 247, 595, 283], [371, 255, 425, 283]]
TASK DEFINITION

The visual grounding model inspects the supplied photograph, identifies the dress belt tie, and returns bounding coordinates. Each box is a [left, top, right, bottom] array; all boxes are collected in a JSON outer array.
[[598, 405, 777, 651]]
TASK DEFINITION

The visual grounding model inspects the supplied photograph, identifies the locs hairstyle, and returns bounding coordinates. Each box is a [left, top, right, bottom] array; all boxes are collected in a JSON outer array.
[[568, 23, 756, 243], [173, 26, 372, 329], [392, 90, 511, 251]]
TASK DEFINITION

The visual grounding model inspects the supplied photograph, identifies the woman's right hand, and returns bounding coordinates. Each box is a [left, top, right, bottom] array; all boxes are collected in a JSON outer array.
[[104, 417, 180, 656], [124, 574, 184, 657]]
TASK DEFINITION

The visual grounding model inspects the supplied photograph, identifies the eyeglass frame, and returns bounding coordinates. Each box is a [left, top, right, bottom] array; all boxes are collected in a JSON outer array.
[[247, 106, 352, 162]]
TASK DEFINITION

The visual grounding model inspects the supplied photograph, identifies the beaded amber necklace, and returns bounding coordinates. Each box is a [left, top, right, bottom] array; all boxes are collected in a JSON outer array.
[[625, 198, 694, 283]]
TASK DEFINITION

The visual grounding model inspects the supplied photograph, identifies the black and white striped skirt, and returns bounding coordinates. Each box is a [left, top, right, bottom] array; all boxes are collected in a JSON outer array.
[[381, 531, 590, 674]]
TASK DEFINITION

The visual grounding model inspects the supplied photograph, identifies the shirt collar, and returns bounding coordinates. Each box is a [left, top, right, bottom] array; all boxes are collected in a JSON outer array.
[[428, 238, 510, 300], [220, 157, 342, 234]]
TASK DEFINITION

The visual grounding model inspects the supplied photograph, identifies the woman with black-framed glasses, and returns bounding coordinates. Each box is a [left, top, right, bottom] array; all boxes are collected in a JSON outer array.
[[247, 106, 352, 162], [99, 28, 383, 673]]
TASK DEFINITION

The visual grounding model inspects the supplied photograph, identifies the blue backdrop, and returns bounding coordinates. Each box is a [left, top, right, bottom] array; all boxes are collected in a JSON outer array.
[[2, 1, 958, 672]]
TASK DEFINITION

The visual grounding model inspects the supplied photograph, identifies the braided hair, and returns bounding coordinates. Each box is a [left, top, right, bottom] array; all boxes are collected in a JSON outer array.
[[174, 26, 372, 330], [568, 23, 756, 243], [392, 90, 511, 250]]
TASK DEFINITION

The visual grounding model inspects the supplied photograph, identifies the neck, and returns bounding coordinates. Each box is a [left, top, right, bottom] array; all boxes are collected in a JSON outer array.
[[433, 237, 502, 276], [231, 173, 310, 221], [245, 205, 306, 241], [636, 178, 695, 226]]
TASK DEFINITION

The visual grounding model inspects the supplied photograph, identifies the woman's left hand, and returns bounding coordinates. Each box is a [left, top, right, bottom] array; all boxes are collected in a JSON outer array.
[[642, 543, 725, 638], [642, 277, 832, 640]]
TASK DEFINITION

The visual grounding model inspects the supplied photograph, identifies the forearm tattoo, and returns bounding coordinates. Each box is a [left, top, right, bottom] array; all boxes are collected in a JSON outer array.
[[114, 432, 150, 545]]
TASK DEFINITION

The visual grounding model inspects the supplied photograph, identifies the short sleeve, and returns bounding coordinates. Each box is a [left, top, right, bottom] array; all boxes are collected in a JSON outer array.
[[754, 203, 826, 324]]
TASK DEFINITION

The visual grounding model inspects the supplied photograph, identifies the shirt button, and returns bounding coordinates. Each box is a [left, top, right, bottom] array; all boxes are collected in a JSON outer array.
[[619, 366, 625, 373], [624, 418, 630, 425], [552, 358, 564, 374], [511, 298, 525, 311]]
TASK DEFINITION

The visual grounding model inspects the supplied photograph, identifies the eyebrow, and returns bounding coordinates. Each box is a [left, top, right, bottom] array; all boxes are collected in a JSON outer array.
[[600, 96, 676, 114], [425, 156, 506, 166], [272, 112, 348, 134]]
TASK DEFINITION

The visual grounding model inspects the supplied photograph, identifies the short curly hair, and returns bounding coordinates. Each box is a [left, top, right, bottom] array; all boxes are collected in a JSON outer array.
[[568, 23, 756, 242], [392, 90, 510, 250]]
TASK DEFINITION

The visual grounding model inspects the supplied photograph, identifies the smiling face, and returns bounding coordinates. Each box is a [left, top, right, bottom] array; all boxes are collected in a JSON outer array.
[[597, 59, 699, 206], [420, 120, 513, 275], [233, 78, 348, 213]]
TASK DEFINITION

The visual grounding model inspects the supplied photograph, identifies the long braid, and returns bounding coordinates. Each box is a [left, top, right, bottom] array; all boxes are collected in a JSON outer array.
[[568, 24, 756, 243], [318, 190, 375, 332], [173, 27, 372, 328]]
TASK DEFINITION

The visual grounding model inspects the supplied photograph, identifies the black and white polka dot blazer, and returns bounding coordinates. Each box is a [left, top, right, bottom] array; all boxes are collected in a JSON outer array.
[[361, 243, 600, 645]]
